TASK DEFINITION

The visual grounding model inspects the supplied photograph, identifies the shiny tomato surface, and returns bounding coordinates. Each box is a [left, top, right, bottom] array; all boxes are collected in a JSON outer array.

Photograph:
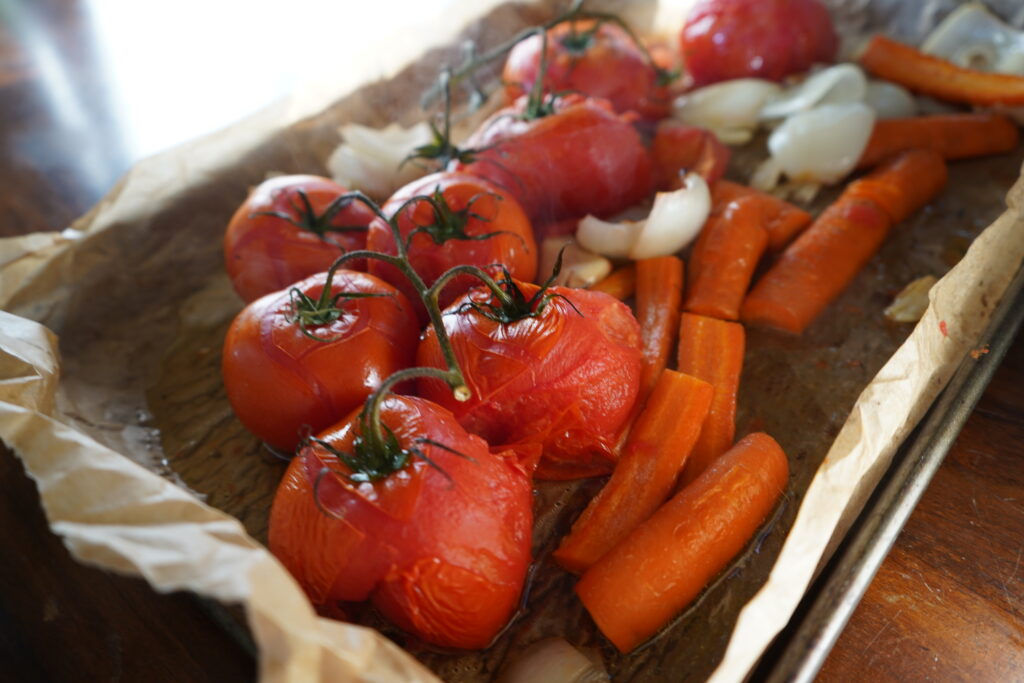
[[680, 0, 838, 86], [268, 396, 534, 649], [367, 172, 537, 316], [503, 19, 670, 120], [221, 269, 418, 452], [224, 175, 375, 303], [453, 94, 653, 226], [417, 281, 643, 480]]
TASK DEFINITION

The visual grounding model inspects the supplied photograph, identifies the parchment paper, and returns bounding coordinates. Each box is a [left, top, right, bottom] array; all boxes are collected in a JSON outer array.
[[1, 1, 1022, 681]]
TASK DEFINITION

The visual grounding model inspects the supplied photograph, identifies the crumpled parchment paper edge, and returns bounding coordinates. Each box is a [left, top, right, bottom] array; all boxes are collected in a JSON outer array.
[[1, 1, 1023, 681]]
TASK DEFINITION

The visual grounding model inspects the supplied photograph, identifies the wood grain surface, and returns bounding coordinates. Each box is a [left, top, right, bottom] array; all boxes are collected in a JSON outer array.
[[0, 1, 1022, 681]]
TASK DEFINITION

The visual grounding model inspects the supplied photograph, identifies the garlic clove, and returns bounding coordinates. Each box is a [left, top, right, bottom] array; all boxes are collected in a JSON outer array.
[[539, 236, 613, 288]]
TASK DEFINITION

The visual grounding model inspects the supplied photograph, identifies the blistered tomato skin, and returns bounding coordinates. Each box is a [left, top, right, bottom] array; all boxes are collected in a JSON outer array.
[[680, 0, 838, 86], [417, 281, 643, 480], [268, 396, 534, 649], [367, 172, 537, 318], [221, 270, 418, 452], [224, 175, 376, 303], [453, 94, 653, 227], [503, 20, 670, 120]]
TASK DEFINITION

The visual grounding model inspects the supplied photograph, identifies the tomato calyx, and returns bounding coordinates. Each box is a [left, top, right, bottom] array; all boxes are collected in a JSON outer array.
[[252, 189, 370, 244], [456, 249, 581, 324], [286, 259, 389, 342], [398, 186, 520, 252], [423, 0, 675, 113]]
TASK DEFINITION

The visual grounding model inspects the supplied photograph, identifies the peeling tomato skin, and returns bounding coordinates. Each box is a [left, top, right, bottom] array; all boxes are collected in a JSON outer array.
[[221, 270, 419, 452], [268, 396, 533, 649], [224, 175, 376, 303], [454, 94, 653, 227], [680, 0, 838, 86], [417, 282, 643, 479]]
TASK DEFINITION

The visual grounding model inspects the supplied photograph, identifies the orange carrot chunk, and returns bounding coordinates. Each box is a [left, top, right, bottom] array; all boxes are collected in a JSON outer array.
[[711, 180, 812, 249], [741, 149, 947, 334], [576, 432, 789, 653], [553, 370, 713, 574], [685, 196, 769, 321], [588, 264, 637, 300], [857, 113, 1019, 170], [635, 256, 685, 400], [858, 35, 1024, 107], [676, 313, 744, 485]]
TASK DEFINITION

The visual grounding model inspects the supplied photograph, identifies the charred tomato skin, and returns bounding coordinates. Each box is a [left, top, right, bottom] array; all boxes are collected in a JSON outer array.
[[224, 175, 376, 303], [453, 94, 653, 227], [417, 281, 643, 480], [503, 19, 670, 120], [680, 0, 838, 86], [268, 396, 534, 649], [221, 269, 418, 452], [367, 172, 537, 318]]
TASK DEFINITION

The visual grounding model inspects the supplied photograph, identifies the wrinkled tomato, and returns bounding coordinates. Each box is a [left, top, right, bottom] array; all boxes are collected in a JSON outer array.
[[503, 19, 670, 120], [221, 269, 418, 452], [417, 280, 643, 480], [224, 175, 376, 303], [268, 395, 534, 649], [680, 0, 838, 86], [367, 172, 537, 316], [453, 94, 653, 226]]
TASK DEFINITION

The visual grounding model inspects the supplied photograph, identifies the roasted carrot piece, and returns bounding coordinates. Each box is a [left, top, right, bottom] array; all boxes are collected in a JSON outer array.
[[685, 196, 769, 321], [676, 313, 744, 485], [552, 370, 713, 574], [711, 180, 812, 249], [857, 113, 1019, 170], [741, 149, 948, 334], [635, 256, 684, 400], [576, 432, 789, 653], [859, 35, 1024, 106], [588, 263, 637, 300]]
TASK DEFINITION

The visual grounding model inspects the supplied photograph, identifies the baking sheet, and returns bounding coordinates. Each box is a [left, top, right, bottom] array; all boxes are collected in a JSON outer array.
[[1, 1, 1023, 681]]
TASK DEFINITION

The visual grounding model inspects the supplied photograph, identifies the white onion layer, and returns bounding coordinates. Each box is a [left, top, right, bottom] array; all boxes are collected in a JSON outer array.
[[327, 122, 432, 199], [760, 64, 868, 120], [922, 3, 1024, 75], [864, 80, 918, 119], [576, 173, 710, 260], [673, 79, 782, 138], [767, 102, 876, 184]]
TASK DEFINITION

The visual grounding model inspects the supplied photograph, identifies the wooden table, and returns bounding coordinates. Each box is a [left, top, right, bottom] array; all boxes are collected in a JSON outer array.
[[1, 2, 1021, 680]]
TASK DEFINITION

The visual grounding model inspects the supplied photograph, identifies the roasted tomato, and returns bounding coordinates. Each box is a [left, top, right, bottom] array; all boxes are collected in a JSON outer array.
[[651, 120, 732, 190], [680, 0, 838, 86], [417, 279, 643, 480], [367, 172, 537, 317], [503, 19, 670, 120], [221, 269, 418, 452], [224, 175, 376, 303], [268, 395, 534, 649], [453, 94, 653, 226]]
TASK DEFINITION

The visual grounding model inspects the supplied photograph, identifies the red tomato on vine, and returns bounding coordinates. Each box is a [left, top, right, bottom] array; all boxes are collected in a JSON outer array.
[[417, 276, 643, 480], [268, 395, 534, 649], [453, 93, 653, 226], [221, 268, 418, 452], [366, 172, 537, 317], [503, 19, 671, 120], [680, 0, 838, 86], [224, 175, 376, 303]]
